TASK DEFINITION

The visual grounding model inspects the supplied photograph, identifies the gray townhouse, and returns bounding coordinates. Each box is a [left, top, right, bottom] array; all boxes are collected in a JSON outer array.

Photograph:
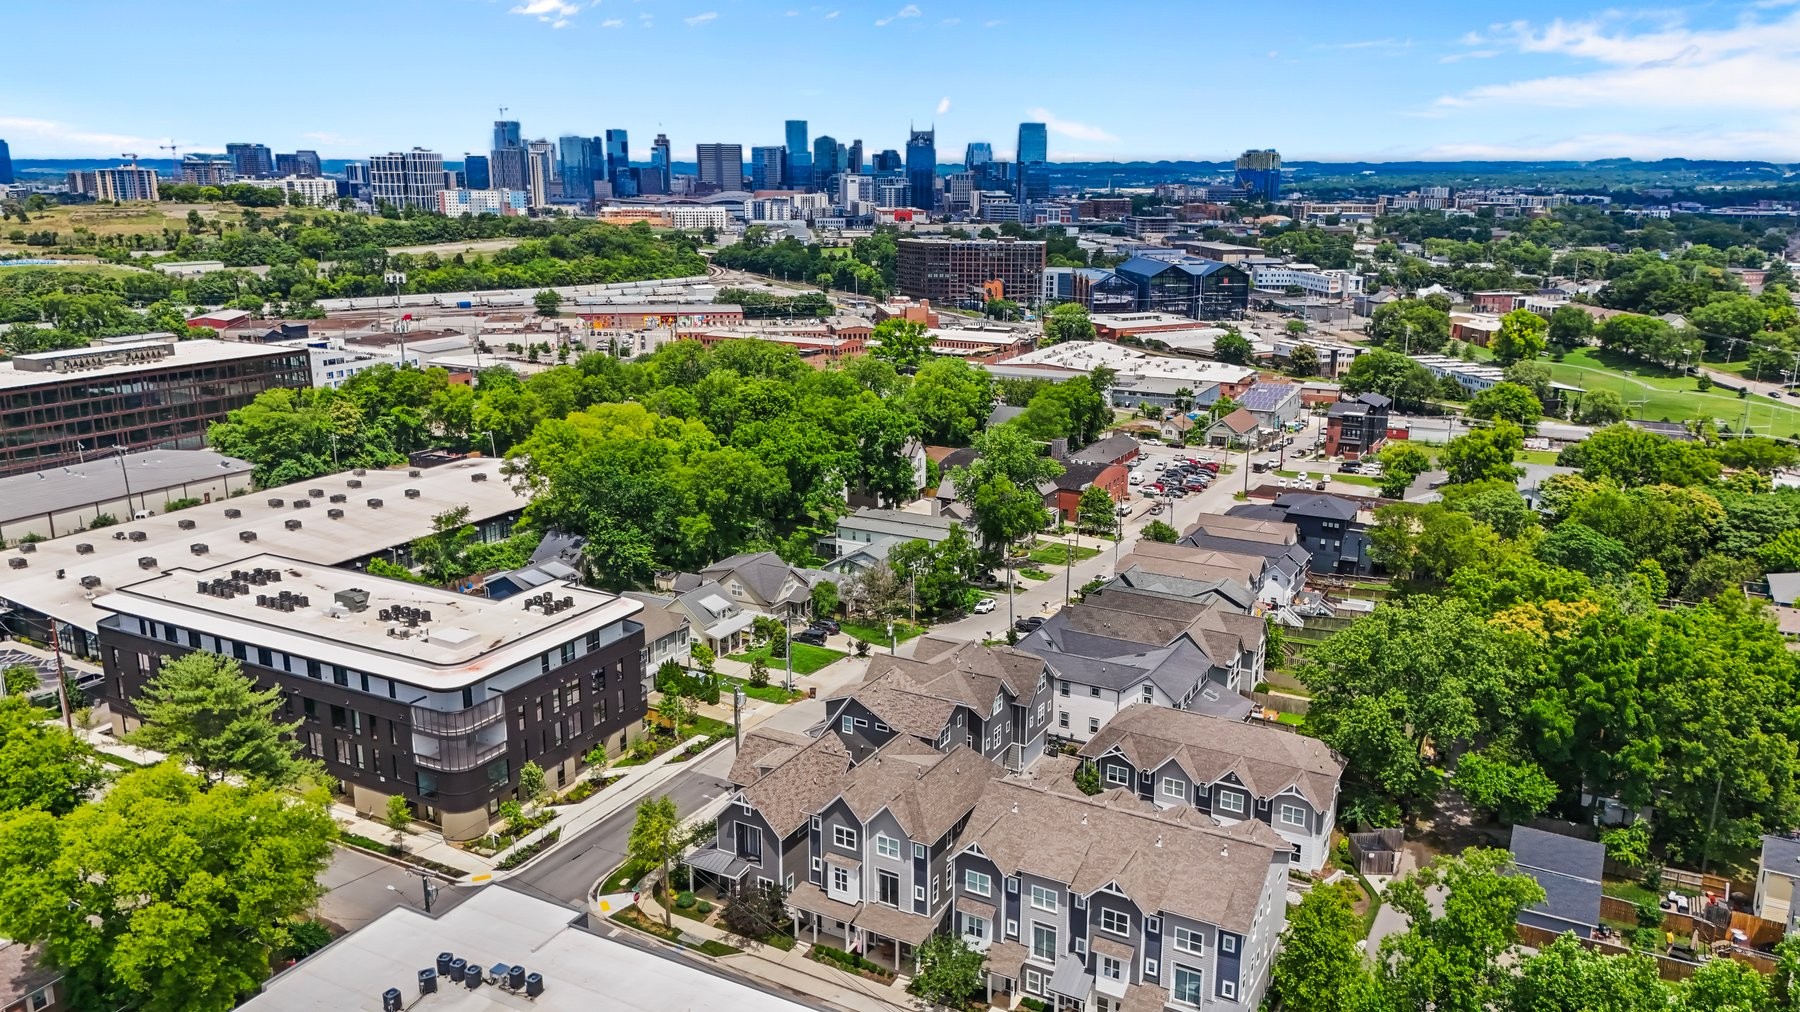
[[1076, 705, 1344, 873], [1015, 581, 1265, 743], [694, 550, 840, 624], [950, 775, 1291, 1012], [822, 637, 1055, 773], [1178, 517, 1311, 608]]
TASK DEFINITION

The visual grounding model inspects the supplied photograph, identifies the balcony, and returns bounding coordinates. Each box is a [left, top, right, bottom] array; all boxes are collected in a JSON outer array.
[[410, 695, 505, 736], [412, 735, 508, 773]]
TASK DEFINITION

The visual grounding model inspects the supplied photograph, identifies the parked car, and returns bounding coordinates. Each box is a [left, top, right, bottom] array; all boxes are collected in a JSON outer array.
[[1340, 461, 1363, 474], [1115, 503, 1132, 516], [1153, 460, 1168, 471], [1129, 472, 1144, 485], [793, 627, 829, 646], [1148, 503, 1164, 515], [1014, 615, 1046, 634], [973, 597, 997, 614], [815, 619, 841, 635]]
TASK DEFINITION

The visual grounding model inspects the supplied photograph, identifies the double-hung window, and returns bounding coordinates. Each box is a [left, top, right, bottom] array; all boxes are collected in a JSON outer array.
[[1172, 926, 1204, 955], [833, 825, 857, 849], [875, 835, 901, 860], [1029, 885, 1057, 912], [1099, 907, 1130, 935], [1279, 803, 1308, 827], [1215, 791, 1246, 815], [1161, 777, 1186, 801], [1105, 764, 1130, 786], [965, 870, 993, 897]]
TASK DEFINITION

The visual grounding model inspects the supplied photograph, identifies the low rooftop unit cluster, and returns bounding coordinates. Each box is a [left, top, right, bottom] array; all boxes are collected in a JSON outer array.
[[256, 589, 311, 613], [521, 591, 576, 615], [381, 950, 545, 1009], [196, 567, 287, 600]]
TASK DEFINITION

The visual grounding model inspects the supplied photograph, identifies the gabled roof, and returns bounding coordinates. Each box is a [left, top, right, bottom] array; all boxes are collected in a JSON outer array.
[[731, 730, 852, 837], [1069, 434, 1139, 465], [699, 551, 824, 606], [1079, 705, 1343, 810], [1510, 825, 1604, 930], [1238, 383, 1300, 413], [1272, 492, 1359, 521], [1209, 408, 1261, 435], [830, 640, 1045, 739], [838, 744, 999, 842], [1048, 460, 1114, 492]]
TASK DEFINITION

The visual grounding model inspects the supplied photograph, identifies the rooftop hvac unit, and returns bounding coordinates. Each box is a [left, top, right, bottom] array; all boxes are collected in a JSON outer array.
[[16, 542, 34, 554], [294, 499, 311, 509], [191, 543, 209, 555], [308, 488, 325, 498], [447, 957, 467, 984], [506, 966, 525, 990], [404, 488, 421, 498], [382, 988, 402, 1012], [137, 556, 157, 569], [409, 469, 421, 478], [267, 498, 284, 507], [224, 508, 241, 519], [239, 531, 257, 542], [436, 953, 454, 977], [6, 558, 24, 570], [177, 518, 197, 530], [285, 519, 302, 531], [329, 494, 347, 503], [127, 530, 147, 542], [79, 575, 101, 589], [327, 509, 344, 519], [465, 969, 482, 991], [525, 972, 544, 998], [334, 588, 370, 612], [354, 468, 367, 477], [346, 479, 362, 489], [75, 543, 93, 555], [418, 968, 438, 996], [367, 498, 383, 509], [471, 473, 488, 482]]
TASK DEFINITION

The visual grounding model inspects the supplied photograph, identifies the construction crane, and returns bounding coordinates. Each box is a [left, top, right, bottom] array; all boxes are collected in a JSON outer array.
[[120, 152, 139, 167], [159, 141, 180, 164]]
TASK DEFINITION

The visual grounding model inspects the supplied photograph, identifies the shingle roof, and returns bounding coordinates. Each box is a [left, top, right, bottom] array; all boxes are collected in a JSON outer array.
[[1209, 408, 1260, 435], [830, 641, 1046, 740], [1510, 825, 1604, 930], [731, 731, 852, 836], [1069, 435, 1139, 465], [1272, 492, 1360, 521], [699, 551, 819, 607], [839, 744, 999, 847], [1079, 705, 1343, 810]]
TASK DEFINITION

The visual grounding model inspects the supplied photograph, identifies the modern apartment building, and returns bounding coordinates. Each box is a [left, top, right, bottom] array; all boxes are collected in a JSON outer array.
[[895, 237, 1046, 308], [274, 150, 322, 178], [436, 188, 529, 217], [0, 337, 307, 478], [226, 142, 274, 179], [1114, 255, 1251, 320], [91, 166, 160, 202], [368, 148, 445, 210], [1234, 149, 1281, 202], [179, 157, 236, 186], [94, 554, 646, 840]]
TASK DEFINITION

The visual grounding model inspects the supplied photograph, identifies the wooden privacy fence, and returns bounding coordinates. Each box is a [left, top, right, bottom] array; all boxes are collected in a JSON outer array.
[[1347, 829, 1404, 877]]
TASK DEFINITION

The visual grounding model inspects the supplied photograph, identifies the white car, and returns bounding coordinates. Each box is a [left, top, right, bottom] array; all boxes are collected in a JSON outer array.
[[1154, 460, 1168, 471], [973, 597, 997, 614], [1129, 472, 1144, 485]]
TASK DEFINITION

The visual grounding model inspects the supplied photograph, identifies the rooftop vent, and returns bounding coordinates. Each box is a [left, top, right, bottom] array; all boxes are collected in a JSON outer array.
[[137, 556, 157, 570], [177, 518, 197, 530], [16, 542, 34, 554], [367, 498, 383, 509], [224, 508, 242, 519], [472, 473, 488, 482], [75, 543, 93, 555], [308, 488, 325, 498], [6, 558, 24, 570], [191, 543, 209, 555], [409, 469, 421, 478], [354, 468, 367, 477], [127, 530, 147, 542], [334, 588, 370, 612], [347, 479, 363, 489], [327, 508, 344, 520], [239, 531, 257, 542], [328, 493, 347, 503], [293, 499, 311, 509], [79, 575, 101, 589], [285, 519, 302, 531], [404, 488, 421, 499], [267, 498, 284, 508]]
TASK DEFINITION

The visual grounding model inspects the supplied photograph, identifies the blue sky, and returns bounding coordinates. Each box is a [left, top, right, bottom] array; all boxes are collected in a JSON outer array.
[[7, 0, 1800, 163]]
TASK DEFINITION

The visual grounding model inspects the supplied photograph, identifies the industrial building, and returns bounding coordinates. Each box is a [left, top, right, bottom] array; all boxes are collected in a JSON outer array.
[[0, 448, 254, 544], [1114, 254, 1251, 320], [0, 337, 309, 478]]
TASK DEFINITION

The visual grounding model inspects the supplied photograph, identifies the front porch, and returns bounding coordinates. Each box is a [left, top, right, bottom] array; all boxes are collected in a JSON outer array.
[[785, 883, 935, 976]]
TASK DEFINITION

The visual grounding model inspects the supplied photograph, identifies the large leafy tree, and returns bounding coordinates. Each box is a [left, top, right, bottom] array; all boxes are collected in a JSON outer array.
[[1490, 308, 1548, 365], [951, 427, 1063, 555], [1439, 422, 1523, 485], [126, 652, 311, 787], [1375, 442, 1434, 499], [0, 697, 103, 816], [911, 934, 986, 1008], [1341, 347, 1438, 411], [902, 357, 994, 446], [1466, 382, 1543, 432], [1300, 597, 1519, 812], [1270, 882, 1371, 1012], [0, 765, 335, 1012], [1041, 303, 1095, 346], [869, 318, 932, 370], [1375, 849, 1546, 1012], [627, 794, 681, 929], [1502, 933, 1666, 1012]]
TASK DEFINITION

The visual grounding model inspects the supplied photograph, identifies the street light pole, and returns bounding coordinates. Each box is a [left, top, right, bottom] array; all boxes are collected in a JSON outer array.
[[482, 430, 498, 458]]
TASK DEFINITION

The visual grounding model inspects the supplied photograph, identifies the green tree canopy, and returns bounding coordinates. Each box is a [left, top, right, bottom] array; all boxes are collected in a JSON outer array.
[[126, 652, 311, 787], [0, 697, 102, 816], [1491, 308, 1549, 365], [1041, 303, 1095, 345], [1467, 382, 1544, 432]]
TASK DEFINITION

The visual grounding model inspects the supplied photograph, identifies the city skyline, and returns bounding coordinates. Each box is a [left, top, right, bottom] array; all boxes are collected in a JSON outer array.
[[7, 0, 1800, 162]]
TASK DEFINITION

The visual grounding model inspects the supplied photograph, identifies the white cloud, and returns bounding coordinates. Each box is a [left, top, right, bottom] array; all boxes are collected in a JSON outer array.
[[684, 10, 716, 25], [0, 116, 164, 157], [1438, 49, 1498, 63], [508, 0, 582, 26], [1024, 107, 1117, 144], [785, 9, 799, 15], [601, 17, 622, 26], [874, 4, 920, 27], [824, 9, 839, 18], [1436, 9, 1800, 117], [940, 16, 960, 25], [936, 96, 952, 115], [983, 18, 1002, 27], [1419, 125, 1800, 161], [1320, 37, 1412, 50]]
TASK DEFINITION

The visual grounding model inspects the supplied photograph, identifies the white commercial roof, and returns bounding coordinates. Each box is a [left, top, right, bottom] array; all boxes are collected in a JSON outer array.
[[0, 338, 300, 390], [240, 885, 816, 1012], [0, 449, 254, 527], [96, 554, 639, 690], [0, 457, 526, 635], [1004, 341, 1258, 386]]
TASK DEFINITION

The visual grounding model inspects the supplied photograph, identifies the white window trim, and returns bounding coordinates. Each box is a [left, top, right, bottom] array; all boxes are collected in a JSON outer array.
[[965, 870, 993, 897], [1172, 926, 1204, 956], [841, 715, 854, 733], [1099, 907, 1130, 936], [876, 834, 901, 860], [833, 825, 858, 849], [914, 842, 927, 859], [1029, 885, 1058, 912], [1221, 934, 1237, 954], [1221, 979, 1237, 999], [1105, 764, 1130, 786], [1147, 916, 1161, 933], [1161, 777, 1186, 799], [1145, 957, 1159, 977], [1279, 803, 1308, 827], [1215, 790, 1246, 815], [1172, 964, 1205, 1008]]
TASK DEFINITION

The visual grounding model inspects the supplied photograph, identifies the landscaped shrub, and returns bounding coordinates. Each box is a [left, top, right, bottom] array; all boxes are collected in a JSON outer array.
[[696, 900, 713, 914], [676, 891, 696, 909]]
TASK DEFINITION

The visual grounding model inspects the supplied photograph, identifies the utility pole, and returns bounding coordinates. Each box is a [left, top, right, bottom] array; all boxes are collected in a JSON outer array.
[[48, 618, 72, 731], [784, 620, 793, 694], [1064, 532, 1077, 605], [732, 686, 744, 747]]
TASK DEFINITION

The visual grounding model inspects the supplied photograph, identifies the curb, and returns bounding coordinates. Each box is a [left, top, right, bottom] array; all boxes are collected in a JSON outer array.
[[334, 839, 466, 884]]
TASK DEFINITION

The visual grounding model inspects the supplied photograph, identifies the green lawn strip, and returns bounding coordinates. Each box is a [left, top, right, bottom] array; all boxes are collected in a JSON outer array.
[[1019, 568, 1052, 581], [1027, 541, 1101, 565], [719, 675, 804, 703], [727, 642, 845, 676], [1544, 347, 1800, 429], [841, 620, 924, 645]]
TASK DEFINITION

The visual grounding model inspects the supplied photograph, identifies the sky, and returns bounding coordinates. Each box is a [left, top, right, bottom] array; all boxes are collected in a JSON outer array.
[[7, 0, 1800, 164]]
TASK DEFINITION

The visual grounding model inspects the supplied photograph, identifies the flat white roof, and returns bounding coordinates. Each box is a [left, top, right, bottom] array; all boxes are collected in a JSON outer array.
[[0, 457, 526, 634], [240, 885, 816, 1012], [0, 338, 300, 391], [96, 554, 639, 688], [1005, 341, 1258, 385], [0, 449, 254, 527]]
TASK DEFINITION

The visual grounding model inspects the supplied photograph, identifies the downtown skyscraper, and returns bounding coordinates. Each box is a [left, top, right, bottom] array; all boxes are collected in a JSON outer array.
[[905, 128, 936, 210], [1016, 122, 1049, 201], [784, 119, 811, 189]]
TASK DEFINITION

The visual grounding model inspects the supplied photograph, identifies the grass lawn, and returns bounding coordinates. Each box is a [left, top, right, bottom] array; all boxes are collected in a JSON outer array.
[[1028, 541, 1102, 566], [728, 642, 845, 676], [1545, 347, 1800, 433], [1019, 567, 1052, 581], [720, 675, 805, 703], [1518, 448, 1563, 466], [840, 620, 924, 645], [1330, 472, 1382, 488], [0, 201, 247, 249], [1274, 712, 1307, 729]]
